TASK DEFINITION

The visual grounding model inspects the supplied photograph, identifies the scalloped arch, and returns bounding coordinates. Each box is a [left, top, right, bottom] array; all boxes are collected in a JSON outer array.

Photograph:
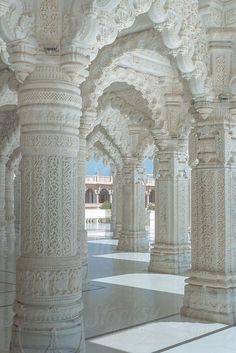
[[87, 125, 124, 171], [77, 1, 208, 96], [84, 66, 164, 117], [82, 29, 170, 111], [7, 146, 21, 171]]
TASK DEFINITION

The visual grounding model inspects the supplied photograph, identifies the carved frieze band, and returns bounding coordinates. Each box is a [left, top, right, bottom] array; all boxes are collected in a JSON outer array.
[[16, 256, 82, 303]]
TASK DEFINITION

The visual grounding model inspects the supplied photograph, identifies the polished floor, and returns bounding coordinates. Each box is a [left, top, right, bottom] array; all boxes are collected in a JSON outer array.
[[84, 225, 235, 353], [0, 224, 235, 353]]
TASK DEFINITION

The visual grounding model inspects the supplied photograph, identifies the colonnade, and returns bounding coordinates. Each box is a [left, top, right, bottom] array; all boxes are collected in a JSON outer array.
[[0, 84, 236, 353], [106, 103, 236, 326], [0, 1, 235, 351]]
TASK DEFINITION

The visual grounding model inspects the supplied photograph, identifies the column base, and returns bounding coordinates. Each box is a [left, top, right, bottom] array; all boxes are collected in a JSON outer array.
[[149, 244, 191, 275], [11, 255, 85, 352], [11, 317, 85, 353], [113, 224, 122, 239], [117, 231, 149, 252], [181, 271, 236, 324], [0, 306, 14, 353]]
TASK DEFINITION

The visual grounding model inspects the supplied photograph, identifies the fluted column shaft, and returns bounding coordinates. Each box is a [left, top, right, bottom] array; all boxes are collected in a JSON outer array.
[[149, 141, 191, 275], [11, 65, 85, 353], [181, 100, 236, 324], [117, 160, 148, 251], [77, 132, 88, 289]]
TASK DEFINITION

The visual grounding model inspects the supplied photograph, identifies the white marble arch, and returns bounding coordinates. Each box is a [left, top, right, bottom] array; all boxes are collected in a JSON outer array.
[[82, 44, 177, 115], [64, 0, 207, 86], [0, 2, 226, 351], [0, 0, 207, 91], [78, 1, 207, 89], [95, 82, 154, 155], [87, 125, 124, 173], [81, 40, 192, 141], [99, 82, 154, 127], [82, 30, 171, 106]]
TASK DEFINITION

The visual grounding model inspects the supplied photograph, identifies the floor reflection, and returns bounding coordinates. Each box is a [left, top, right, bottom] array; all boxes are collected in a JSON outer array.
[[85, 226, 233, 353]]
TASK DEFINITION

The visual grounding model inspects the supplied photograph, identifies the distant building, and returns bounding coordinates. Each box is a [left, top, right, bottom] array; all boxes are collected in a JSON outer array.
[[85, 175, 155, 208]]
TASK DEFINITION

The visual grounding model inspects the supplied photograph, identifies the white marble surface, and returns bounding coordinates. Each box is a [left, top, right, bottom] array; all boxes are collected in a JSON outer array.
[[0, 283, 15, 292], [89, 239, 118, 245], [95, 252, 150, 262], [89, 316, 225, 353], [165, 326, 236, 353], [93, 273, 186, 295], [1, 233, 234, 353]]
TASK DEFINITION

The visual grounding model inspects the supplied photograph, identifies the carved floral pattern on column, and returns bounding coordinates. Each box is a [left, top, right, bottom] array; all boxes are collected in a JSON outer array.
[[10, 65, 84, 352], [21, 154, 77, 257], [181, 96, 236, 324]]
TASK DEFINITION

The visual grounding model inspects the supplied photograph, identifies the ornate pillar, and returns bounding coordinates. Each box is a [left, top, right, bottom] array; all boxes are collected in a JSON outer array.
[[5, 165, 16, 257], [14, 171, 21, 256], [77, 127, 88, 290], [111, 170, 116, 233], [0, 156, 7, 258], [2, 156, 18, 353], [11, 65, 85, 352], [149, 140, 191, 275], [181, 98, 236, 324], [117, 159, 148, 251], [112, 169, 123, 239], [0, 156, 10, 353]]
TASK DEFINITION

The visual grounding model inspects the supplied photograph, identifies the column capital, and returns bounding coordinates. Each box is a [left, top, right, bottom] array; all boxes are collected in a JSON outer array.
[[193, 97, 214, 121]]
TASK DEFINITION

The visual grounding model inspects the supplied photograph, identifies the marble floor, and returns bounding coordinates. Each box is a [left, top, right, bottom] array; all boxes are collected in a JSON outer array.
[[84, 226, 235, 353], [0, 224, 235, 353]]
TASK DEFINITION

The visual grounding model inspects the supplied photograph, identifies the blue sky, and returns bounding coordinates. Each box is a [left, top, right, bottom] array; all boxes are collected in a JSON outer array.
[[86, 159, 153, 175]]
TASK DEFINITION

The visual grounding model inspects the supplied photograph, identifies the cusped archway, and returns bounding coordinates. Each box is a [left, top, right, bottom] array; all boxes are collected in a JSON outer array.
[[99, 188, 110, 203], [85, 188, 96, 204]]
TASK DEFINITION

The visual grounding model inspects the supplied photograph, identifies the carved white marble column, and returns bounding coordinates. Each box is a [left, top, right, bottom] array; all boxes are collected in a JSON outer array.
[[77, 128, 88, 290], [0, 156, 7, 257], [14, 171, 21, 256], [181, 98, 236, 324], [5, 165, 16, 257], [0, 155, 11, 353], [149, 140, 191, 275], [111, 171, 116, 234], [11, 65, 85, 353], [113, 170, 123, 239], [117, 159, 148, 251]]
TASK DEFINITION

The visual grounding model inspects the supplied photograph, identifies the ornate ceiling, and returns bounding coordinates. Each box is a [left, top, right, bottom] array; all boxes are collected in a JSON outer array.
[[0, 0, 235, 169]]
